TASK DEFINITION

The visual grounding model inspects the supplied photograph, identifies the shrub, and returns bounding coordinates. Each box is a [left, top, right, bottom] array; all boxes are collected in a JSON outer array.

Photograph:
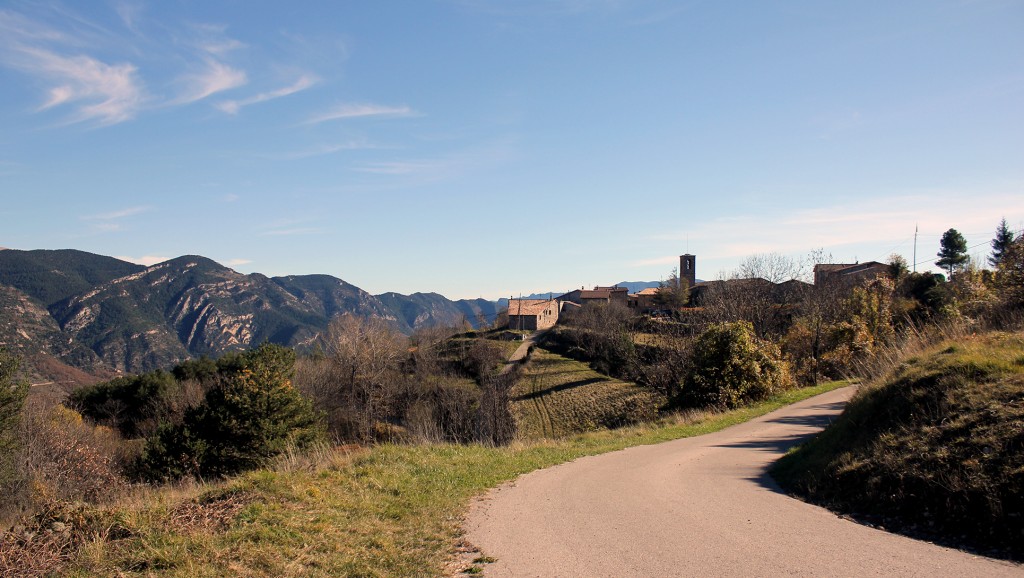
[[67, 370, 179, 438], [0, 350, 28, 503], [462, 339, 506, 383], [135, 344, 324, 481], [678, 321, 793, 409], [19, 401, 131, 505], [773, 332, 1024, 557]]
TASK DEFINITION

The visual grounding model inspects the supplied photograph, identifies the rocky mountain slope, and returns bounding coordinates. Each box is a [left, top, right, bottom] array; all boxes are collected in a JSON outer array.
[[0, 249, 501, 382]]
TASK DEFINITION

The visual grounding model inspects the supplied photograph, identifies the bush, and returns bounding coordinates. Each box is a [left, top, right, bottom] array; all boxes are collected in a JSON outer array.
[[135, 344, 324, 481], [67, 370, 179, 438], [19, 401, 131, 505], [462, 339, 506, 383], [0, 350, 28, 504], [678, 321, 793, 409], [773, 332, 1024, 557]]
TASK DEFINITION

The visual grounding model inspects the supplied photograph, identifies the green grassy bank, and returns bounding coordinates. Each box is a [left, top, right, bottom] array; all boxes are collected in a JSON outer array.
[[34, 381, 852, 577], [773, 331, 1024, 560]]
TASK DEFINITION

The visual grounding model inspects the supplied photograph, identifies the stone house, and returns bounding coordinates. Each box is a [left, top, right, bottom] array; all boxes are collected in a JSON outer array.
[[629, 286, 662, 313], [558, 286, 629, 306], [814, 262, 890, 286], [507, 298, 559, 331]]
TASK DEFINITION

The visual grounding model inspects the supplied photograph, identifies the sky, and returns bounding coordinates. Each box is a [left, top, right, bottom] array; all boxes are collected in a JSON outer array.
[[1, 1, 1022, 300]]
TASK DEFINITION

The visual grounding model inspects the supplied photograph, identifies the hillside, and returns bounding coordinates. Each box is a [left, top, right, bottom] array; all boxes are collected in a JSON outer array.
[[772, 331, 1024, 560], [0, 249, 503, 379], [512, 346, 659, 438], [375, 291, 501, 334], [0, 249, 144, 306]]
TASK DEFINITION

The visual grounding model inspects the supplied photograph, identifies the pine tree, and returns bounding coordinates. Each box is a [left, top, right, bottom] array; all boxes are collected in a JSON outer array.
[[136, 343, 323, 481], [990, 218, 1017, 268], [936, 228, 969, 277]]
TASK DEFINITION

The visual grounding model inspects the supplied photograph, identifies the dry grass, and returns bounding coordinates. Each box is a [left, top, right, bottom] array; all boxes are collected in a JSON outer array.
[[774, 330, 1024, 560], [24, 381, 848, 577], [511, 347, 659, 438]]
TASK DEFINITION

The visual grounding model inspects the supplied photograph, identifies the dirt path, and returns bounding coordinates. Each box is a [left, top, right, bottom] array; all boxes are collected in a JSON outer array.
[[463, 387, 1023, 577], [501, 329, 548, 375]]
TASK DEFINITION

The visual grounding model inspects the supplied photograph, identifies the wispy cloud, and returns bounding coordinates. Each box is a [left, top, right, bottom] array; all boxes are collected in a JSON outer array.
[[189, 23, 246, 55], [0, 11, 146, 126], [215, 74, 318, 114], [644, 187, 1024, 271], [82, 206, 151, 220], [117, 254, 170, 266], [349, 139, 517, 185], [174, 57, 246, 104], [113, 0, 143, 34], [305, 103, 415, 125], [224, 258, 252, 266], [0, 9, 263, 123]]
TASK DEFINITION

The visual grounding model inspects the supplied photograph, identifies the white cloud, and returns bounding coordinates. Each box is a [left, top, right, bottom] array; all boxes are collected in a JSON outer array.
[[224, 258, 252, 266], [305, 103, 414, 124], [174, 57, 247, 104], [643, 187, 1024, 273], [6, 44, 145, 126], [117, 254, 170, 266], [215, 74, 318, 114], [189, 23, 246, 56], [0, 9, 145, 125]]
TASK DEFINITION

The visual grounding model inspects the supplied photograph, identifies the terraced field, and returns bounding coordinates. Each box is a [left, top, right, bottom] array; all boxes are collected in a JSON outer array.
[[512, 347, 660, 438]]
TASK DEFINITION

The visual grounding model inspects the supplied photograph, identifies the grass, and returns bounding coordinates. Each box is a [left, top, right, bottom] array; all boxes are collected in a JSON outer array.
[[511, 347, 659, 438], [41, 380, 852, 577], [773, 330, 1024, 560]]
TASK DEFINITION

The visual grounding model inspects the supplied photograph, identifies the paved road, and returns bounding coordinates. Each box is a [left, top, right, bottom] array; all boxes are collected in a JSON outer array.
[[463, 387, 1023, 577]]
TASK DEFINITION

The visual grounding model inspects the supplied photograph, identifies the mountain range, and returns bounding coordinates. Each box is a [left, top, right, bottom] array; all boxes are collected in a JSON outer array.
[[0, 249, 500, 384]]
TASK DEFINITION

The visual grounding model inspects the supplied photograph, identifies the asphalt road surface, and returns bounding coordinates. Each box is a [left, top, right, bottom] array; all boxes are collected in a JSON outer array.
[[464, 387, 1023, 577]]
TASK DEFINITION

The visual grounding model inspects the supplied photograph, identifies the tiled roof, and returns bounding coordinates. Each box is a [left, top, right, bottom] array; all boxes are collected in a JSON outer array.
[[636, 287, 660, 295], [508, 299, 555, 316], [580, 290, 612, 299]]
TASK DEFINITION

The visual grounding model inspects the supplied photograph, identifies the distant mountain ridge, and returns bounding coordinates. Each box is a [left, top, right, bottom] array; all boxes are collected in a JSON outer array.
[[0, 249, 504, 382], [497, 281, 665, 306]]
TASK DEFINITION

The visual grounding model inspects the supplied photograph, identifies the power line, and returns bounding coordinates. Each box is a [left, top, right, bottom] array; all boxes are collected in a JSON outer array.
[[912, 227, 1024, 269]]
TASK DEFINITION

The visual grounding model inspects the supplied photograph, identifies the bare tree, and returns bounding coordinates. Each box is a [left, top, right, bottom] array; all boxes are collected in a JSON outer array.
[[738, 252, 806, 284], [321, 314, 408, 440]]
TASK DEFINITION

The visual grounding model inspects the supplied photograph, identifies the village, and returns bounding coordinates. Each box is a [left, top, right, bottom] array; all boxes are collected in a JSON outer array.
[[506, 253, 891, 331]]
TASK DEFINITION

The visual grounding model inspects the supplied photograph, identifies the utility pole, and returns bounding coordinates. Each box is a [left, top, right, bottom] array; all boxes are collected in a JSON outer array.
[[913, 224, 918, 273]]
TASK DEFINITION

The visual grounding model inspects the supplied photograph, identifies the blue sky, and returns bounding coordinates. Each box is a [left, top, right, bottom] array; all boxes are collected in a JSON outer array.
[[1, 1, 1021, 299]]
